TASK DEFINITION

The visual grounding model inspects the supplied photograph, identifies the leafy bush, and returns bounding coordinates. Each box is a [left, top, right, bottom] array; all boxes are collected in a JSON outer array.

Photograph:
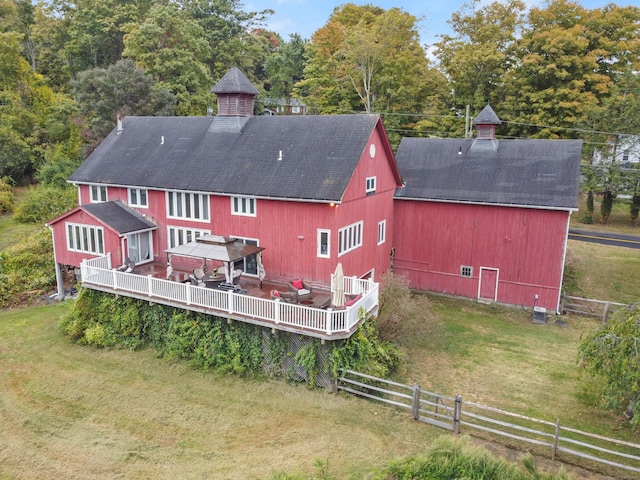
[[60, 289, 402, 384], [579, 306, 640, 428], [13, 184, 77, 224], [0, 177, 15, 214], [0, 227, 56, 306], [377, 435, 569, 480]]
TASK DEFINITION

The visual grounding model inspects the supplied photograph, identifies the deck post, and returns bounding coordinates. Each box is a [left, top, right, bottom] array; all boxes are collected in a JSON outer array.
[[147, 275, 153, 297], [326, 308, 332, 335], [274, 298, 280, 324], [112, 268, 118, 290], [186, 284, 191, 305], [227, 289, 234, 314]]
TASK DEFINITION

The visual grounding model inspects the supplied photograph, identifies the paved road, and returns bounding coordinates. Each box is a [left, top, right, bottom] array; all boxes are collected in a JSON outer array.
[[568, 228, 640, 249]]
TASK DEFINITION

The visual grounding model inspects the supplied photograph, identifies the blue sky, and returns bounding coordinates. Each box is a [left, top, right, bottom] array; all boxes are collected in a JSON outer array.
[[245, 1, 635, 47]]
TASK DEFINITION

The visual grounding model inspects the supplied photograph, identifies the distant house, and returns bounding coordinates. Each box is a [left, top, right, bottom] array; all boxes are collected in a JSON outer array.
[[263, 97, 308, 115], [393, 105, 583, 312], [592, 134, 640, 169], [46, 67, 400, 339]]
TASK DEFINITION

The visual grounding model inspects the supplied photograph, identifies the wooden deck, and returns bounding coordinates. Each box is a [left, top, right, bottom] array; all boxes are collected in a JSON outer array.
[[80, 256, 378, 341]]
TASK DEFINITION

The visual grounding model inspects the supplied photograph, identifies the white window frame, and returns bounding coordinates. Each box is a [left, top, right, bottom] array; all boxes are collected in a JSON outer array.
[[338, 221, 363, 256], [66, 223, 105, 255], [317, 229, 330, 258], [166, 191, 209, 222], [365, 176, 376, 195], [167, 226, 210, 248], [90, 184, 108, 203], [128, 188, 148, 208], [377, 219, 386, 246], [231, 196, 256, 217], [127, 230, 153, 265]]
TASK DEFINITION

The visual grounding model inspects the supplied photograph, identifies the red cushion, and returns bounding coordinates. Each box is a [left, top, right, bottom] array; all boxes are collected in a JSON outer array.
[[345, 294, 362, 307], [292, 279, 303, 290], [273, 290, 280, 297]]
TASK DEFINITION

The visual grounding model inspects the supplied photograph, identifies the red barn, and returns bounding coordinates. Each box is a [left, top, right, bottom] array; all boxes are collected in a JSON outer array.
[[47, 68, 401, 301], [393, 106, 582, 312]]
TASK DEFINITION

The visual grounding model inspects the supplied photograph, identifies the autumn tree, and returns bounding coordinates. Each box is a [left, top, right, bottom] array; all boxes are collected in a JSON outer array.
[[123, 3, 211, 115], [298, 4, 430, 117], [433, 0, 525, 118]]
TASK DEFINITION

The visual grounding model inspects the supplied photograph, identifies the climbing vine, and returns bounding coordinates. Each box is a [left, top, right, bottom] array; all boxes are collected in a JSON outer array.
[[60, 289, 400, 384]]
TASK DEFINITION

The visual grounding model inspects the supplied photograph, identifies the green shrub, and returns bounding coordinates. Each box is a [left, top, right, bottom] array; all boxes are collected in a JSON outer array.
[[377, 435, 569, 480], [0, 227, 56, 307], [13, 184, 77, 224], [0, 177, 15, 214], [61, 289, 402, 384]]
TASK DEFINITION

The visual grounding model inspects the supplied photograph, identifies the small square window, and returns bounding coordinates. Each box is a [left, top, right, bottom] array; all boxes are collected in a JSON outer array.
[[460, 266, 473, 278], [366, 176, 376, 195]]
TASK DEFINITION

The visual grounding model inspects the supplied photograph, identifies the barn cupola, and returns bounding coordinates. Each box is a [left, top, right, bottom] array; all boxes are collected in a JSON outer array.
[[473, 104, 501, 140], [211, 67, 259, 117]]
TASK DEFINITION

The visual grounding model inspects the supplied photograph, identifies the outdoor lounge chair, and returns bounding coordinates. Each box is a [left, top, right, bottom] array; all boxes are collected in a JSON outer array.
[[232, 269, 243, 285], [288, 279, 312, 301], [271, 289, 297, 303], [116, 257, 131, 272]]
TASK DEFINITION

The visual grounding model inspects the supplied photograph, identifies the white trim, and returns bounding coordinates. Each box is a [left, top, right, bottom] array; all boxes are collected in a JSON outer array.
[[166, 190, 210, 222], [377, 219, 386, 245], [89, 184, 108, 203], [478, 267, 499, 302], [231, 196, 256, 216], [338, 221, 363, 256], [167, 226, 210, 248], [66, 222, 105, 255], [366, 176, 376, 194], [394, 197, 578, 212], [127, 230, 154, 265], [128, 187, 148, 208], [317, 229, 330, 258]]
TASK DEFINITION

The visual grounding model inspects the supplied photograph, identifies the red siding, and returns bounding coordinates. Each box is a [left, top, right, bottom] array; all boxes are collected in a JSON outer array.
[[68, 125, 401, 288], [393, 201, 569, 311], [49, 209, 124, 267]]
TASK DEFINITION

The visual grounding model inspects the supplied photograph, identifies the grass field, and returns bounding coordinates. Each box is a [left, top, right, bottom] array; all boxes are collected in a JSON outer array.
[[2, 189, 640, 479]]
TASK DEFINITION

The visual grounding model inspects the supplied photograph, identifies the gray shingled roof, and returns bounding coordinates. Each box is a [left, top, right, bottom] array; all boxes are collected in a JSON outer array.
[[394, 138, 583, 209], [69, 114, 381, 203], [211, 67, 260, 95], [474, 104, 501, 125], [83, 201, 156, 234]]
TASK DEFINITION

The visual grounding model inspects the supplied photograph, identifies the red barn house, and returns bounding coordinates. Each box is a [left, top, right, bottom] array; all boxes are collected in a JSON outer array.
[[393, 106, 582, 312], [46, 68, 401, 339]]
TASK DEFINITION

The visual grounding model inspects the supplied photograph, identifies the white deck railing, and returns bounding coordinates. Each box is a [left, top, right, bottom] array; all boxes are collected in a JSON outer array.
[[79, 256, 378, 338]]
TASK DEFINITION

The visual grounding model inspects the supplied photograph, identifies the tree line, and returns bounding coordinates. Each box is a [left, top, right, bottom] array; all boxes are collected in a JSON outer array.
[[1, 0, 640, 197]]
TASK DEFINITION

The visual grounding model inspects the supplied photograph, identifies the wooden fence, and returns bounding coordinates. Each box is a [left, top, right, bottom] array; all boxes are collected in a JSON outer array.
[[336, 369, 640, 477], [560, 293, 631, 322]]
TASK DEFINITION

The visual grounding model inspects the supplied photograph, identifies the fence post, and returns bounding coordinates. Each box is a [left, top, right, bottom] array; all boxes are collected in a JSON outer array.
[[560, 291, 565, 314], [453, 395, 462, 434], [603, 302, 610, 323], [552, 419, 561, 461], [411, 384, 421, 420]]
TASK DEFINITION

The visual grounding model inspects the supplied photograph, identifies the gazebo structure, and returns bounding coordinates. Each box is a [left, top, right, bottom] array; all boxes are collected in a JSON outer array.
[[165, 235, 265, 285]]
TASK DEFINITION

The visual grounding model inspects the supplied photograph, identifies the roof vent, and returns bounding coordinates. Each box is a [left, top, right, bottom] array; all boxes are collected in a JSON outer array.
[[278, 150, 283, 161]]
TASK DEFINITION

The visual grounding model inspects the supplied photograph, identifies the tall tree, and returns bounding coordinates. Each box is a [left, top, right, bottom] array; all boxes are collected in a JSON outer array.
[[298, 3, 430, 117], [502, 0, 610, 139], [123, 3, 211, 115], [178, 0, 273, 83], [433, 0, 525, 117], [263, 33, 306, 102], [72, 59, 175, 144]]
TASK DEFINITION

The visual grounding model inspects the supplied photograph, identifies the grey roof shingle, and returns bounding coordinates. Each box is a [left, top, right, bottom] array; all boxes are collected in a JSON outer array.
[[69, 114, 381, 203], [83, 201, 156, 234], [394, 138, 583, 209], [210, 67, 260, 95]]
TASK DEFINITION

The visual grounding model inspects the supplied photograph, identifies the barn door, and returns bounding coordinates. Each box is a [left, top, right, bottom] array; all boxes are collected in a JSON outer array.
[[478, 267, 499, 302]]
